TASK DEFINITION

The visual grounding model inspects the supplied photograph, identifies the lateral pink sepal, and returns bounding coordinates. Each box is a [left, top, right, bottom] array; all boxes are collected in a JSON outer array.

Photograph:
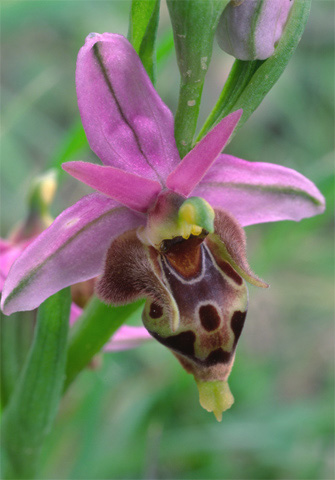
[[1, 193, 145, 315], [193, 154, 326, 226]]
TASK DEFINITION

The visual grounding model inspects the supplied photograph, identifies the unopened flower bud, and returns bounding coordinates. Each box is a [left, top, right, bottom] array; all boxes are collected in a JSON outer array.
[[9, 169, 58, 243], [28, 169, 58, 213], [217, 0, 293, 60]]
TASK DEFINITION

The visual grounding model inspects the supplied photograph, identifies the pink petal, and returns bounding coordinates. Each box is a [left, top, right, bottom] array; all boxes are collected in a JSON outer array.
[[1, 193, 145, 315], [76, 33, 180, 185], [166, 110, 242, 196], [104, 325, 152, 352], [0, 238, 33, 292], [0, 243, 24, 291], [69, 302, 83, 326], [193, 154, 325, 226], [62, 162, 161, 213]]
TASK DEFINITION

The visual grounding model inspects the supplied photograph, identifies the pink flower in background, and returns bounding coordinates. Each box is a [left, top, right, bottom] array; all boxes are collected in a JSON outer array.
[[0, 239, 29, 292], [1, 33, 325, 419]]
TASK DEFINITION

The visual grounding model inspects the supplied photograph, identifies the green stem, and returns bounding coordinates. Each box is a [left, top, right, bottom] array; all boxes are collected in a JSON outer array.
[[174, 80, 204, 158], [197, 59, 262, 140], [64, 297, 144, 390]]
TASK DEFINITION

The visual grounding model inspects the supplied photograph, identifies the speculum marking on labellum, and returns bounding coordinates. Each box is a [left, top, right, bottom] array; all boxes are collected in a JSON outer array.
[[0, 32, 325, 421]]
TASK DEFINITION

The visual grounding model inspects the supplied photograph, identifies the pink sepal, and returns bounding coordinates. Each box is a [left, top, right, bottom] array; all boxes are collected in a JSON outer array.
[[76, 33, 180, 185], [1, 193, 145, 315], [193, 154, 325, 226]]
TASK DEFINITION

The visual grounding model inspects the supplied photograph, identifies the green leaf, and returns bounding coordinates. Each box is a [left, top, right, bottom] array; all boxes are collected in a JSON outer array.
[[50, 120, 89, 179], [128, 0, 160, 84], [167, 0, 229, 157], [198, 0, 312, 140], [0, 312, 34, 409], [64, 297, 144, 390], [1, 288, 71, 479]]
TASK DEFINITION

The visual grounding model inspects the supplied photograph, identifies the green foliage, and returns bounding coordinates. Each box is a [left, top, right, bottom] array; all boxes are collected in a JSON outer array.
[[50, 121, 89, 180], [128, 0, 160, 83], [64, 297, 145, 389], [0, 313, 34, 408], [1, 289, 71, 479], [167, 0, 229, 156]]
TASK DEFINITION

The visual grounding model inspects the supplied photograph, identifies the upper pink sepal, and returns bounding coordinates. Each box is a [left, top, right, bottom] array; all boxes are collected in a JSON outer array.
[[1, 193, 145, 315], [193, 154, 325, 226], [62, 161, 162, 213], [76, 33, 180, 185], [166, 110, 242, 197]]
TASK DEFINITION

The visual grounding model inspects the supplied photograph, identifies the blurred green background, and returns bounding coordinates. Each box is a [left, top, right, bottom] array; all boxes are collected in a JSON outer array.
[[1, 1, 334, 479]]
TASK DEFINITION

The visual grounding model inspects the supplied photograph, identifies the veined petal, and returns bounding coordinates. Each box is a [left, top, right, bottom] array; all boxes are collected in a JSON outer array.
[[76, 33, 180, 185], [63, 162, 162, 213], [104, 325, 152, 352], [1, 193, 145, 315], [193, 154, 325, 226], [166, 110, 242, 197]]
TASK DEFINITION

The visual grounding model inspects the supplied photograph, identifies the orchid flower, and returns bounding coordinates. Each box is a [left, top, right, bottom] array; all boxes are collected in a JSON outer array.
[[1, 33, 324, 420]]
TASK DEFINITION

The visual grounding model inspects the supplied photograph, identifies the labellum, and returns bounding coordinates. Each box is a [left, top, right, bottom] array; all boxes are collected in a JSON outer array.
[[97, 191, 267, 421]]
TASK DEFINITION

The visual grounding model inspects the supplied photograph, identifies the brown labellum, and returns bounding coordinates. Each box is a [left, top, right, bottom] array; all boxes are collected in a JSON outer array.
[[96, 206, 266, 419]]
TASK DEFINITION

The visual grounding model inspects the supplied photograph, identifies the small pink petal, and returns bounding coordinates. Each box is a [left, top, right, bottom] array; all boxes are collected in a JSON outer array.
[[69, 302, 83, 326], [166, 110, 242, 197], [104, 325, 152, 352], [0, 244, 24, 291], [1, 193, 145, 315], [193, 154, 325, 226], [0, 239, 33, 292], [63, 162, 161, 213], [77, 33, 180, 185]]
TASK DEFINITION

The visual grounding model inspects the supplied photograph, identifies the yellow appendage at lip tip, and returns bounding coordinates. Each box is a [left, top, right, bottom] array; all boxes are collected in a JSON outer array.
[[196, 380, 234, 421]]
